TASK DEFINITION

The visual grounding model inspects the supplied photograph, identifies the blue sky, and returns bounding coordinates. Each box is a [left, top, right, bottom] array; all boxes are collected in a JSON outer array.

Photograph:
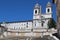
[[0, 0, 56, 22]]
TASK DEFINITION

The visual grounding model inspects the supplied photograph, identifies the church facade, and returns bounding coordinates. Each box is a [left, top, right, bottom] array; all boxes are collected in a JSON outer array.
[[0, 2, 52, 37]]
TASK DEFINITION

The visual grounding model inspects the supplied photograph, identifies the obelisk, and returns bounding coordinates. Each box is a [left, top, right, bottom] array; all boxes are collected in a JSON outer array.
[[53, 0, 60, 38], [56, 0, 60, 38]]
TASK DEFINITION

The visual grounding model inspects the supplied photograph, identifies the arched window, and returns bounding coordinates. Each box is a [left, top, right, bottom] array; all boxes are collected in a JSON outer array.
[[42, 21, 44, 27], [48, 9, 50, 12], [35, 10, 37, 14], [26, 22, 28, 28]]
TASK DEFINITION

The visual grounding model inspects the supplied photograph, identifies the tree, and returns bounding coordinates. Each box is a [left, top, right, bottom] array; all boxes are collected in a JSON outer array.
[[48, 18, 56, 29]]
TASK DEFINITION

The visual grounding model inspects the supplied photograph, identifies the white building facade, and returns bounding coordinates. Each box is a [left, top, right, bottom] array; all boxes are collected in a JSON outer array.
[[0, 2, 52, 37]]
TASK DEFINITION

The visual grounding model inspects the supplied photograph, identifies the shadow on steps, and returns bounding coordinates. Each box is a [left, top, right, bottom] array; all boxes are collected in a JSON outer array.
[[53, 33, 60, 39]]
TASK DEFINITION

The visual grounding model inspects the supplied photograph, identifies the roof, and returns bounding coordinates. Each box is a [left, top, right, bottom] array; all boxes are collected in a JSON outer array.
[[0, 20, 33, 24], [46, 2, 51, 7], [34, 3, 40, 9]]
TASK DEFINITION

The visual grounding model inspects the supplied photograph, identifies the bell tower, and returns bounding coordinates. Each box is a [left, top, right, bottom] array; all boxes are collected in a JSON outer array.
[[33, 3, 41, 28], [33, 3, 41, 20], [46, 2, 52, 14]]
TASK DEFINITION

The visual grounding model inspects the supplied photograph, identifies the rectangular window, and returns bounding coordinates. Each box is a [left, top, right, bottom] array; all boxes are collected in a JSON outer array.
[[26, 22, 28, 28], [42, 23, 43, 27], [35, 23, 36, 26], [42, 21, 44, 27]]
